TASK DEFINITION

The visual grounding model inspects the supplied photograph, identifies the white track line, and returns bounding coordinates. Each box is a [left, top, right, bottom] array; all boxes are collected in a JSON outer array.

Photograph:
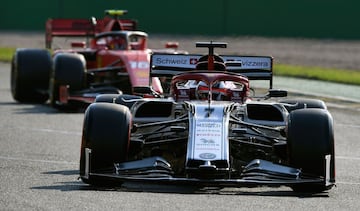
[[336, 156, 360, 160], [0, 155, 77, 165], [26, 127, 82, 135], [336, 123, 360, 128], [2, 125, 82, 136]]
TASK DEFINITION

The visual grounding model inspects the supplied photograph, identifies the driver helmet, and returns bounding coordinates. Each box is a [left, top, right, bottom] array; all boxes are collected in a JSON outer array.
[[196, 81, 229, 100], [108, 36, 126, 50]]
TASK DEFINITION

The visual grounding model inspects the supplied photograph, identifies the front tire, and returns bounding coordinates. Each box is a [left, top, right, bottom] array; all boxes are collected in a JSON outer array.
[[50, 53, 86, 109], [287, 108, 335, 193], [80, 103, 131, 186]]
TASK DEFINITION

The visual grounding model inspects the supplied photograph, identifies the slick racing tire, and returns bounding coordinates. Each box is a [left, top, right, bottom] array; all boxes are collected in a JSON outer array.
[[50, 53, 86, 108], [280, 99, 327, 113], [80, 103, 131, 186], [11, 48, 52, 103], [287, 109, 335, 193]]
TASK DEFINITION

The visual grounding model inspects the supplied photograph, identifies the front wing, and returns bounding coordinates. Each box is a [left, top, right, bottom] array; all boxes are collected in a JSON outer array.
[[89, 172, 329, 188], [84, 156, 334, 189]]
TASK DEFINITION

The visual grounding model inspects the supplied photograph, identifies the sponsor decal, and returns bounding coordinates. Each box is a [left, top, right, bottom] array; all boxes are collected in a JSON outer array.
[[242, 60, 269, 68], [155, 57, 188, 65], [199, 153, 217, 160], [129, 61, 149, 69], [223, 56, 271, 69], [190, 58, 198, 65], [200, 138, 215, 144], [196, 122, 221, 128], [194, 121, 223, 160]]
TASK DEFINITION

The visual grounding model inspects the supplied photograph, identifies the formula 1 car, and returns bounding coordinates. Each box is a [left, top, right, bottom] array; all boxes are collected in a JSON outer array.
[[79, 42, 335, 193], [11, 10, 179, 109], [45, 10, 138, 49]]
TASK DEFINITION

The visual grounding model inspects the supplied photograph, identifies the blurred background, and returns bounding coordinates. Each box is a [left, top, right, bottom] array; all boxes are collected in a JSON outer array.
[[1, 0, 359, 40]]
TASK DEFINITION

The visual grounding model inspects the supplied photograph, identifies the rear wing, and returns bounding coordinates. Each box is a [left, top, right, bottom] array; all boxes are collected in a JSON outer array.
[[45, 14, 137, 48], [150, 53, 274, 88]]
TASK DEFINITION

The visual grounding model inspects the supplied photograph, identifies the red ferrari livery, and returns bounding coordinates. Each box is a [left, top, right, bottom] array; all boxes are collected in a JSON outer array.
[[11, 10, 178, 109]]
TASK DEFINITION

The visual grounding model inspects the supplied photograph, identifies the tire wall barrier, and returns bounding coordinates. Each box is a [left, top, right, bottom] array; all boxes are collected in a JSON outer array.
[[1, 0, 359, 39]]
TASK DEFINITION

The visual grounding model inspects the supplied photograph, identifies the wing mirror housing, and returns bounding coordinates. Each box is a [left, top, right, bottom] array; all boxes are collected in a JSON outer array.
[[133, 86, 163, 98]]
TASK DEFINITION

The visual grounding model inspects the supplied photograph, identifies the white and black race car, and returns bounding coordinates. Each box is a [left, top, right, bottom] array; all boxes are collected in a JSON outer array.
[[79, 42, 335, 193]]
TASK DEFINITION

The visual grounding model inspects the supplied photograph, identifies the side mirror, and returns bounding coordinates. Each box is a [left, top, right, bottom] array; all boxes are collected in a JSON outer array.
[[91, 16, 97, 26], [133, 86, 162, 98], [268, 89, 287, 98]]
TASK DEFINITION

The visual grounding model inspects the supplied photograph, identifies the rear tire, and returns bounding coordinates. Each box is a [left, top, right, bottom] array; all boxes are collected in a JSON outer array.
[[287, 109, 335, 193], [11, 49, 51, 103], [50, 53, 86, 109], [80, 103, 131, 186]]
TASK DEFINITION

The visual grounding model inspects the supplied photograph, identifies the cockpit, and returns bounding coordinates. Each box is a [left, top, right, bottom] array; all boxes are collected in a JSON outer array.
[[92, 31, 148, 50]]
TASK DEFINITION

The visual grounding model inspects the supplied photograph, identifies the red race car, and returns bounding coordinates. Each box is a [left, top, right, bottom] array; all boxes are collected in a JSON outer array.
[[79, 42, 335, 193], [11, 10, 180, 109]]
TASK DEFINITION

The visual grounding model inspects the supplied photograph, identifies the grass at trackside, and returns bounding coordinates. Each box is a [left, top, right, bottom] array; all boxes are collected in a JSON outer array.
[[275, 64, 360, 86], [1, 47, 360, 86], [0, 47, 15, 62]]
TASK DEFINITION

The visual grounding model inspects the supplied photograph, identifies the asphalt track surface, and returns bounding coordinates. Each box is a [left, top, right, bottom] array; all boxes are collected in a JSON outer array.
[[1, 33, 360, 210], [1, 61, 360, 211]]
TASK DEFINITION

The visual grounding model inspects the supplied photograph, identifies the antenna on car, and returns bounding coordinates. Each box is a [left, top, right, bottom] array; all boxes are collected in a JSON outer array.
[[195, 41, 227, 70]]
